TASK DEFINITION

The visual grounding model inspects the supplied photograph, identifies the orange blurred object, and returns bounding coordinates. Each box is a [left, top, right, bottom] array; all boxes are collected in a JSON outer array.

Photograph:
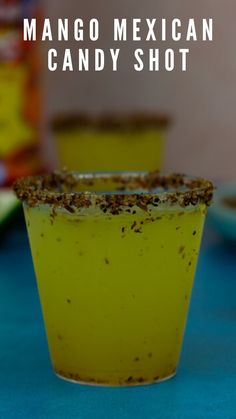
[[0, 0, 44, 186]]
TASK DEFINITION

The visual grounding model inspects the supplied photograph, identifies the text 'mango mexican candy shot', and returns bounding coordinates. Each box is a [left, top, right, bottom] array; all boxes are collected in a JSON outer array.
[[52, 114, 170, 172], [14, 171, 213, 386]]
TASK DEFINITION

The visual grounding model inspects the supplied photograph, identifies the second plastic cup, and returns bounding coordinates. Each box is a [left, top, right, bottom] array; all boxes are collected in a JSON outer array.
[[52, 114, 170, 172], [14, 171, 213, 386]]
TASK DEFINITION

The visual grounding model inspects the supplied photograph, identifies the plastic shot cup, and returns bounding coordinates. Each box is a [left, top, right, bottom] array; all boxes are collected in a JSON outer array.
[[52, 114, 170, 172], [14, 171, 213, 386]]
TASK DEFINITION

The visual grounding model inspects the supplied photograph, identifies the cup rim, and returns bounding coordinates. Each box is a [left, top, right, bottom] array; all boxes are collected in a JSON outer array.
[[51, 113, 171, 132], [13, 171, 214, 214]]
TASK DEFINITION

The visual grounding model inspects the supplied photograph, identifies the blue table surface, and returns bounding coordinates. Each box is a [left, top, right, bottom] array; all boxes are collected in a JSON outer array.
[[1, 218, 236, 419]]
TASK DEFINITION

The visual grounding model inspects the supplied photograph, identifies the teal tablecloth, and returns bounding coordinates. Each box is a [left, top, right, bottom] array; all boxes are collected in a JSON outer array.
[[0, 219, 236, 419]]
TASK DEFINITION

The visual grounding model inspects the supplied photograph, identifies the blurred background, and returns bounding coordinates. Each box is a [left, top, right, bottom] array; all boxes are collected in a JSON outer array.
[[1, 0, 236, 183], [44, 0, 236, 181]]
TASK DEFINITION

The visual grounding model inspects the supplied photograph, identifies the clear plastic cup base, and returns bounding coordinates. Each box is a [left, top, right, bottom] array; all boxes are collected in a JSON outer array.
[[55, 370, 177, 387]]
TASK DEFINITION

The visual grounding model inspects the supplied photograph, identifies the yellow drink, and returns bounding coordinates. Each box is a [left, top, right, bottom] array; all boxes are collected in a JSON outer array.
[[14, 172, 213, 386], [52, 115, 170, 172]]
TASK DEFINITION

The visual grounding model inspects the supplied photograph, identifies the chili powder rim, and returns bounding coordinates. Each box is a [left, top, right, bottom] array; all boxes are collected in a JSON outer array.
[[13, 171, 214, 213], [52, 113, 171, 132]]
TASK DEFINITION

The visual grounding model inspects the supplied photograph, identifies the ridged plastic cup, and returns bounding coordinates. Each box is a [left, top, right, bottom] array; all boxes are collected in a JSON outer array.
[[14, 171, 213, 386]]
